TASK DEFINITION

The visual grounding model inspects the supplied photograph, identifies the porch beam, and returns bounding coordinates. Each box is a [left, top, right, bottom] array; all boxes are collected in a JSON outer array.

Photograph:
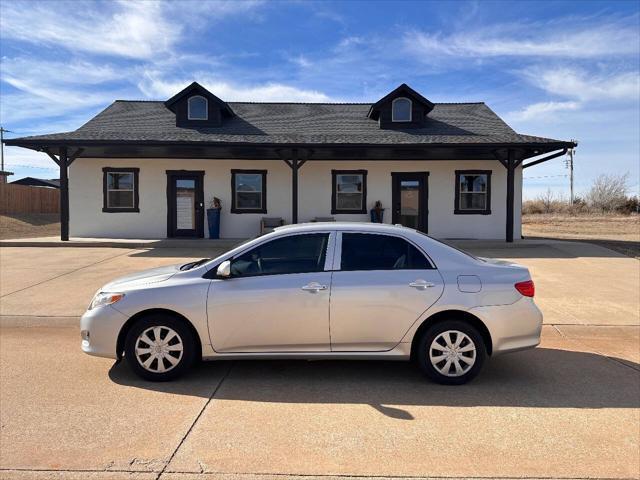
[[43, 148, 60, 167], [522, 148, 567, 169], [505, 149, 515, 243], [67, 147, 85, 166], [59, 146, 70, 241]]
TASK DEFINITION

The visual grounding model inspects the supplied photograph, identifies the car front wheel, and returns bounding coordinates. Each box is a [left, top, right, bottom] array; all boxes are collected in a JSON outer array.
[[124, 315, 196, 381], [416, 320, 486, 385]]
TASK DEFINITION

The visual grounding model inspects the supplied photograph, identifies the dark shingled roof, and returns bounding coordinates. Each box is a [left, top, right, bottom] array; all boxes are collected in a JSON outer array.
[[7, 100, 566, 145]]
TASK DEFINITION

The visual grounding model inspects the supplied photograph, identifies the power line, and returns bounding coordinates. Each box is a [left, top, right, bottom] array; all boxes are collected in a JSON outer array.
[[4, 164, 58, 170], [524, 174, 568, 179]]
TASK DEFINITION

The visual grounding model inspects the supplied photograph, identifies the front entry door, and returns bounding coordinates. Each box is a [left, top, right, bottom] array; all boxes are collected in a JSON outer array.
[[167, 171, 204, 238], [391, 172, 429, 233]]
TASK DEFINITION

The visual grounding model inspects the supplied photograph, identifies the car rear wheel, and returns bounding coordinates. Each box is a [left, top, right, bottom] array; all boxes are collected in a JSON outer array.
[[124, 315, 196, 381], [416, 320, 486, 385]]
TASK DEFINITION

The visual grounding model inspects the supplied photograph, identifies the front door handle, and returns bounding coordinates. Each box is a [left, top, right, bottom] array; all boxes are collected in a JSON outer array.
[[301, 282, 328, 293], [409, 280, 435, 290]]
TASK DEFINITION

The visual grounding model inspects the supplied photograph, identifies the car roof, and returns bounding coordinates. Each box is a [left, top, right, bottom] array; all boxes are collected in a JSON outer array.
[[274, 222, 417, 234]]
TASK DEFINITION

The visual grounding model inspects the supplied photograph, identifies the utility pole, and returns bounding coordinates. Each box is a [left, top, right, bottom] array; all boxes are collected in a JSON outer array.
[[0, 126, 12, 172], [565, 144, 575, 204]]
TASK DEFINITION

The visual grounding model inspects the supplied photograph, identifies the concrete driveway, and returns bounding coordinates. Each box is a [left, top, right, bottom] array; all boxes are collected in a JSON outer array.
[[1, 240, 639, 479]]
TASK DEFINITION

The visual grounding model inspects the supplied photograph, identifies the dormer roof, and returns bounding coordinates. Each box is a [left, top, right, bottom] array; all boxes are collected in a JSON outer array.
[[164, 82, 234, 118], [367, 83, 435, 121]]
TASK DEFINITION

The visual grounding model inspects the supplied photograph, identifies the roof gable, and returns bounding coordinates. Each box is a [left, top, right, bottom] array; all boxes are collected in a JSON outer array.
[[367, 83, 435, 121], [164, 82, 234, 117]]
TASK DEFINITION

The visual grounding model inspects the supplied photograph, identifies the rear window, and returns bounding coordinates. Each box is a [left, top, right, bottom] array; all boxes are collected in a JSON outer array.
[[341, 233, 432, 271]]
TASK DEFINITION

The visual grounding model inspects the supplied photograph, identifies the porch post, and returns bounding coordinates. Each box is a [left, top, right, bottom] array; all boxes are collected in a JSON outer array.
[[291, 149, 299, 224], [505, 148, 515, 243], [59, 146, 70, 241]]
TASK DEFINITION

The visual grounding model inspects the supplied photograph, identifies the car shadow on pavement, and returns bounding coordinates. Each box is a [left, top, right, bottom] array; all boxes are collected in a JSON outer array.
[[108, 347, 639, 419]]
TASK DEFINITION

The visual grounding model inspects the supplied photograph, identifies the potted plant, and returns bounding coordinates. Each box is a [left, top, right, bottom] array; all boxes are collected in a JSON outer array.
[[207, 196, 222, 239], [370, 200, 385, 223]]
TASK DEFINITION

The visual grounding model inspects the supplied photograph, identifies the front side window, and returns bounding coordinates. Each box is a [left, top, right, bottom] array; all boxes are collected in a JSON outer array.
[[340, 233, 431, 271], [102, 167, 139, 212], [231, 170, 267, 214], [455, 170, 491, 215], [392, 97, 412, 122], [188, 95, 208, 120], [230, 233, 329, 277], [332, 170, 367, 214]]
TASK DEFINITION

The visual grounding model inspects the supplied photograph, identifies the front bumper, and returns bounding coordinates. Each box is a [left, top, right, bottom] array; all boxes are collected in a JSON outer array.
[[471, 297, 543, 355], [80, 305, 129, 359]]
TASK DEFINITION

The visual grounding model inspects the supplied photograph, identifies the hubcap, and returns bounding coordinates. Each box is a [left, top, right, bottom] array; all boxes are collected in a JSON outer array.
[[429, 330, 476, 377], [134, 326, 184, 373]]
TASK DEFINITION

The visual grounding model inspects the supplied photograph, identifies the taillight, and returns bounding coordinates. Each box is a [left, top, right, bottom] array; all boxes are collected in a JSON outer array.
[[515, 280, 535, 297]]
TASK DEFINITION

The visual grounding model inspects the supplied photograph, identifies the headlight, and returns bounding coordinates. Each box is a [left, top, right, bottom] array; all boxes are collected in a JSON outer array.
[[89, 292, 124, 310]]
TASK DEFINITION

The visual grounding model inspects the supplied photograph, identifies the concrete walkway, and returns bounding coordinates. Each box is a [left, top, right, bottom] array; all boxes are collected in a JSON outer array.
[[0, 325, 638, 479]]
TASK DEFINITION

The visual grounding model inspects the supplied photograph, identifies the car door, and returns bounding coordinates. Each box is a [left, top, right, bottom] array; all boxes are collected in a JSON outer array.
[[207, 232, 334, 353], [329, 232, 444, 351]]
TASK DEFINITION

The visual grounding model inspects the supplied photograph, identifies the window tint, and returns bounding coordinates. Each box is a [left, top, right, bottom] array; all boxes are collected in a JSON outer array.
[[231, 233, 329, 277], [341, 233, 431, 271], [188, 96, 208, 120], [392, 97, 412, 122]]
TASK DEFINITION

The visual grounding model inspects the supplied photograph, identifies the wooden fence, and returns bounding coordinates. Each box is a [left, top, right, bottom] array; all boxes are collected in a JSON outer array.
[[0, 183, 60, 214]]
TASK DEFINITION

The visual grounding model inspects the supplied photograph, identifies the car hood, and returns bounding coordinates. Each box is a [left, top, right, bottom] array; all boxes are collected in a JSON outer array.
[[102, 264, 181, 290]]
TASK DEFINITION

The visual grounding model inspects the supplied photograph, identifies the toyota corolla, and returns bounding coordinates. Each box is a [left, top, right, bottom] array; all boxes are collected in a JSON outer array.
[[81, 223, 541, 385]]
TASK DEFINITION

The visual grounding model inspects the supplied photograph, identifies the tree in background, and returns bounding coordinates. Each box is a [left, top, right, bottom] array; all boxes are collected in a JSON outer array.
[[586, 173, 630, 212]]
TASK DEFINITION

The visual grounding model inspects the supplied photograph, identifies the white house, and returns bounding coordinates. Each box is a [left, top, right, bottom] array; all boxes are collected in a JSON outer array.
[[5, 83, 575, 241]]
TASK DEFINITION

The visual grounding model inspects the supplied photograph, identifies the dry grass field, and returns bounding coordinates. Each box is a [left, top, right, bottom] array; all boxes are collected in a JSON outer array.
[[0, 214, 60, 240], [523, 213, 640, 258]]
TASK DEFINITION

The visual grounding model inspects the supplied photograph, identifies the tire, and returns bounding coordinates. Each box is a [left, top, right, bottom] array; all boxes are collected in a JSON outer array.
[[416, 320, 486, 385], [124, 314, 196, 381]]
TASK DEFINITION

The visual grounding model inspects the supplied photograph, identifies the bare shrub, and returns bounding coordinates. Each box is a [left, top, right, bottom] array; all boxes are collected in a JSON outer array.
[[586, 173, 630, 212]]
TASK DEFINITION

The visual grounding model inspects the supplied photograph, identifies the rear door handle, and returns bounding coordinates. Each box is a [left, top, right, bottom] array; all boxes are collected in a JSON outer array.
[[301, 282, 328, 293], [409, 280, 435, 290]]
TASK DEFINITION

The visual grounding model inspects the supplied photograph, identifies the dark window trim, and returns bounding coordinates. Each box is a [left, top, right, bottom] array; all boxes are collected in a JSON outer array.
[[231, 169, 267, 214], [102, 167, 139, 213], [165, 170, 205, 238], [454, 169, 492, 215], [331, 169, 368, 215]]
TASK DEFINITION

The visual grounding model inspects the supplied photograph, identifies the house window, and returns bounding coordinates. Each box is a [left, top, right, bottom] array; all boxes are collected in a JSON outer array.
[[102, 167, 139, 212], [392, 97, 412, 122], [188, 95, 208, 120], [455, 170, 492, 215], [331, 170, 367, 214], [231, 169, 267, 214]]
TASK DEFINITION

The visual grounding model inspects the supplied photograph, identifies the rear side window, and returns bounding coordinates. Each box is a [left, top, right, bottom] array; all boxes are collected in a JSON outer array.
[[340, 233, 432, 271], [231, 233, 329, 277]]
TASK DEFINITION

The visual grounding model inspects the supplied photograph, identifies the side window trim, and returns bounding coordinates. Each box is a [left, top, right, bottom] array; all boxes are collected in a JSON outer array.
[[335, 230, 436, 271]]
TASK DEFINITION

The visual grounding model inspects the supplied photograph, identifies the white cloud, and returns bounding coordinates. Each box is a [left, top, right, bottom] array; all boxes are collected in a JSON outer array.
[[0, 1, 178, 59], [521, 67, 640, 102], [508, 101, 581, 121], [0, 0, 265, 60], [138, 72, 334, 102], [404, 20, 640, 59]]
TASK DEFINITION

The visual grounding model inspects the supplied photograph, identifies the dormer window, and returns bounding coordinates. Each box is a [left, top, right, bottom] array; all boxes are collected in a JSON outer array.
[[188, 96, 208, 120], [392, 97, 412, 122]]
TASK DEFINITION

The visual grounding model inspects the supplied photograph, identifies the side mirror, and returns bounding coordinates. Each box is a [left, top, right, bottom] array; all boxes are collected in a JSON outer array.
[[216, 260, 231, 278]]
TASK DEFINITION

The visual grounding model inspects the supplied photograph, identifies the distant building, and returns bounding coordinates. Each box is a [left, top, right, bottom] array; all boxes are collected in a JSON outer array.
[[10, 177, 60, 188]]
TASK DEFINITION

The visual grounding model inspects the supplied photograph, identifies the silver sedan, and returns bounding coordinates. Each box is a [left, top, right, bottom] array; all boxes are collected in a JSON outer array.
[[81, 223, 542, 385]]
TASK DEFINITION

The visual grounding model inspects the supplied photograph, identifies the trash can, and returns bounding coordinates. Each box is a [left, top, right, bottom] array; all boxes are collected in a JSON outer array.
[[207, 207, 221, 239]]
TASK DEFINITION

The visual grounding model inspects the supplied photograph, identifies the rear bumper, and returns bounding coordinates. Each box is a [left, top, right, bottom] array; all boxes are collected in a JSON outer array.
[[80, 305, 128, 359], [471, 298, 543, 355]]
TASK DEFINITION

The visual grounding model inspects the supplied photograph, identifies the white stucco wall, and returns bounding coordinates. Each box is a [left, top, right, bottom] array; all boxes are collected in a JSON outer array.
[[69, 158, 523, 240]]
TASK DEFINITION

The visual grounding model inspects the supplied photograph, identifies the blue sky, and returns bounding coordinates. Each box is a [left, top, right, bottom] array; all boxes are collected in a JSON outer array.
[[1, 0, 638, 199]]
